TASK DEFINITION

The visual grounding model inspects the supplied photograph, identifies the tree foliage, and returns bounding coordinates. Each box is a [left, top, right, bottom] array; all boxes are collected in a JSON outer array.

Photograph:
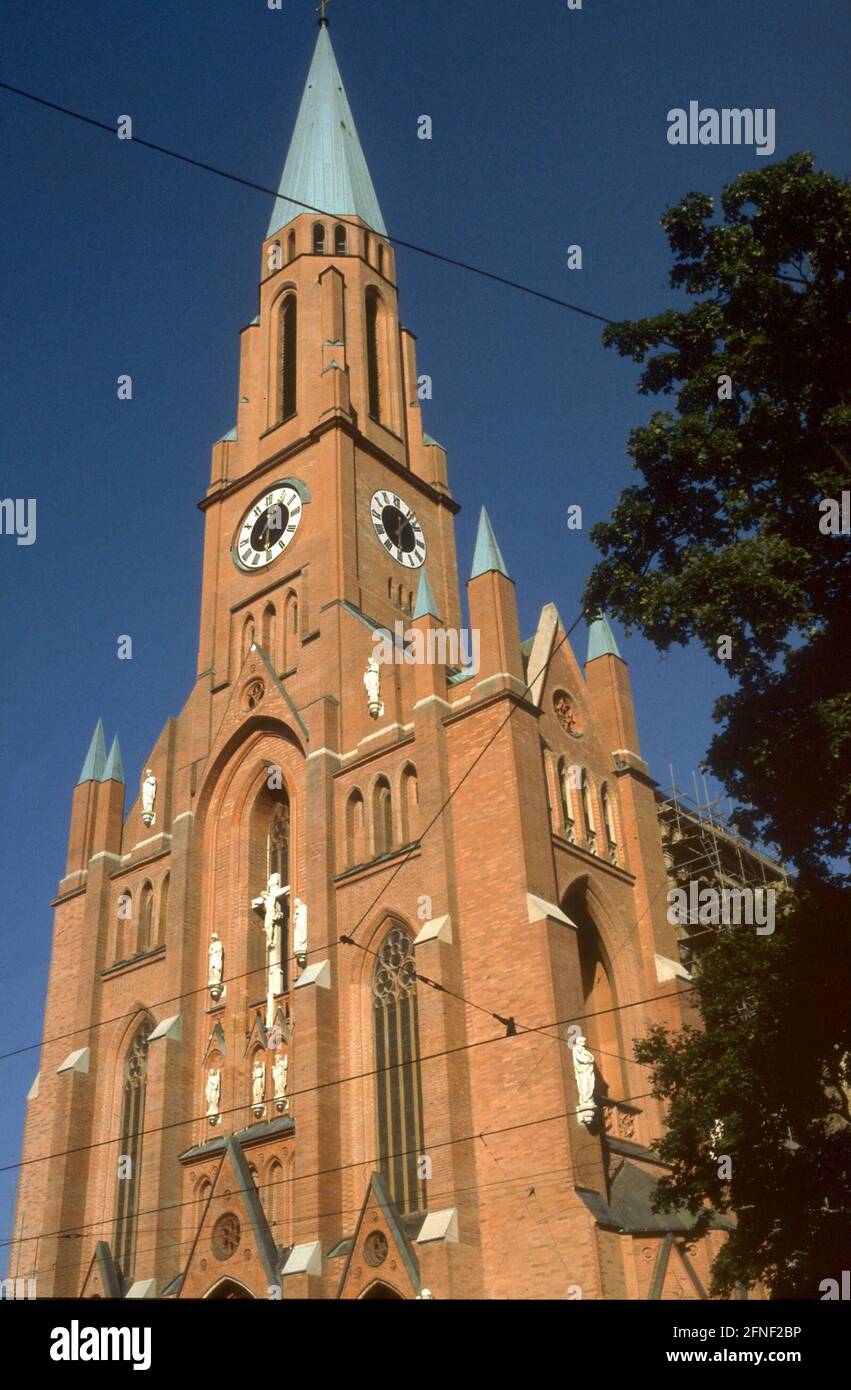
[[584, 153, 851, 878], [586, 154, 851, 1296]]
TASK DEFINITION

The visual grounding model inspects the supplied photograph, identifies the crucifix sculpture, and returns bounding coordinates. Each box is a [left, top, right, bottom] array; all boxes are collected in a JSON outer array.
[[251, 872, 289, 1028]]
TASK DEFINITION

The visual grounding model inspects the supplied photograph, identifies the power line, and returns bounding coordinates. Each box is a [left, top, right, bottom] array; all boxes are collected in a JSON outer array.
[[0, 617, 582, 1065], [0, 987, 686, 1179], [2, 1089, 656, 1256], [0, 80, 613, 327]]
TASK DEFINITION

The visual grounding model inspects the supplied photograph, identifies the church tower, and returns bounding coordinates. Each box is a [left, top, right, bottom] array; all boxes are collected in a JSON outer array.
[[12, 20, 719, 1302]]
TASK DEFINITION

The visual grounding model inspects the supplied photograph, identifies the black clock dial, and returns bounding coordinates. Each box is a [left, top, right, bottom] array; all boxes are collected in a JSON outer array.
[[381, 505, 415, 554], [369, 489, 426, 569], [233, 483, 303, 571], [249, 503, 288, 552]]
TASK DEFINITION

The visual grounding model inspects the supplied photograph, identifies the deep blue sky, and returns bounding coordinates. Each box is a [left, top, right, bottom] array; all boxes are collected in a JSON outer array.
[[1, 0, 848, 1261]]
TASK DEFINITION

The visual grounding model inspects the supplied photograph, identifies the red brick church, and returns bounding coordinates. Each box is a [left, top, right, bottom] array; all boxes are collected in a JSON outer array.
[[12, 19, 728, 1300]]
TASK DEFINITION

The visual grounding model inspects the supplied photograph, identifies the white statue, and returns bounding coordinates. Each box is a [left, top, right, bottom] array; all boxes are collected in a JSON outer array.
[[252, 1059, 266, 1109], [364, 655, 384, 720], [293, 898, 308, 967], [141, 769, 157, 827], [572, 1034, 597, 1127], [208, 933, 224, 998], [205, 1067, 221, 1124], [252, 873, 289, 1028], [273, 1053, 289, 1111], [417, 1288, 435, 1300]]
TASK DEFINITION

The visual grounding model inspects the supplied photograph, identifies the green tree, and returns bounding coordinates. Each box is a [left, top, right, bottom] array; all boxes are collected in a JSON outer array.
[[634, 885, 851, 1299], [585, 154, 851, 1296], [584, 152, 851, 880]]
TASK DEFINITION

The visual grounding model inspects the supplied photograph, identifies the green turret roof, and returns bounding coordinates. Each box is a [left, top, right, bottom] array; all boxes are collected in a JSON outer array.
[[100, 736, 125, 784], [587, 612, 622, 661], [471, 507, 510, 580], [77, 719, 107, 784], [413, 567, 441, 621], [267, 24, 386, 238]]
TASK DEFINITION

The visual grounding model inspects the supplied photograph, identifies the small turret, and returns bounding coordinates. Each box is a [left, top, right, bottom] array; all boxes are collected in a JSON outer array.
[[466, 508, 524, 689]]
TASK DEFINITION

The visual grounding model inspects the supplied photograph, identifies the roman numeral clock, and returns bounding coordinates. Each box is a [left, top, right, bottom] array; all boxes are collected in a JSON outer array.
[[370, 489, 426, 569], [232, 483, 304, 570]]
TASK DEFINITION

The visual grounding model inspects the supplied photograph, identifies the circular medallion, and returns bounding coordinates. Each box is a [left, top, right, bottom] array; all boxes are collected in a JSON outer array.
[[364, 1230, 389, 1268], [212, 1213, 241, 1262]]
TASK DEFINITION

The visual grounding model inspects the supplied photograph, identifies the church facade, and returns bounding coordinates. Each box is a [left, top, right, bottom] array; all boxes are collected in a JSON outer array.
[[11, 22, 727, 1301]]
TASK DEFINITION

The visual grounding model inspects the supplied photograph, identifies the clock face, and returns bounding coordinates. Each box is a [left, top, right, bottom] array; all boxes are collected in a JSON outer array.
[[370, 489, 426, 569], [233, 484, 303, 571]]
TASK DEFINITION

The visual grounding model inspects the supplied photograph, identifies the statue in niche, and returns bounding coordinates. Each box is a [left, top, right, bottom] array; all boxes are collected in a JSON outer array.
[[273, 1053, 289, 1113], [208, 933, 224, 1001], [293, 898, 308, 969], [252, 1058, 266, 1112], [572, 1034, 597, 1127], [252, 872, 289, 1028], [141, 769, 157, 827], [206, 1067, 221, 1125], [364, 655, 384, 720]]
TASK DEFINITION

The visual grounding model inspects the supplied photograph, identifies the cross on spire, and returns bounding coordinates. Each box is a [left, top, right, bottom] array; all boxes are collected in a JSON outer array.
[[315, 0, 334, 25]]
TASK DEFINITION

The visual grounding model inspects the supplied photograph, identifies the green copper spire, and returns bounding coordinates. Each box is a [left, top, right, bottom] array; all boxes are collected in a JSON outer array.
[[267, 23, 387, 238], [100, 736, 125, 784], [77, 719, 107, 784], [413, 567, 441, 621], [470, 507, 510, 580], [587, 612, 622, 662]]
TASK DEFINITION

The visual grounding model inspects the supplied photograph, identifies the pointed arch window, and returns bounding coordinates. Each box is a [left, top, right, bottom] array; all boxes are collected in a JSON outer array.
[[400, 765, 419, 843], [365, 289, 381, 421], [287, 230, 296, 262], [334, 224, 346, 255], [373, 777, 393, 856], [158, 873, 169, 947], [558, 758, 576, 843], [580, 770, 597, 853], [601, 783, 618, 865], [114, 1018, 153, 1280], [279, 294, 297, 421], [242, 615, 255, 660], [267, 800, 290, 886], [137, 882, 153, 954], [262, 603, 277, 665], [378, 243, 385, 276], [313, 223, 326, 254], [372, 926, 425, 1215], [346, 789, 366, 866]]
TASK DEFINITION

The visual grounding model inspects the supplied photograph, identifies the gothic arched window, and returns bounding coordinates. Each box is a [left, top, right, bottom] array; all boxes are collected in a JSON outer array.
[[372, 926, 425, 1214], [373, 777, 393, 856], [400, 765, 418, 843], [287, 230, 296, 262], [334, 224, 346, 255], [279, 294, 297, 421], [158, 874, 169, 947], [312, 222, 325, 254], [601, 783, 618, 865], [137, 883, 153, 954], [580, 770, 597, 853], [346, 789, 366, 866], [262, 603, 277, 665], [558, 758, 576, 842], [242, 615, 255, 660], [114, 1018, 153, 1280], [378, 243, 385, 276], [267, 801, 290, 887], [365, 289, 381, 421]]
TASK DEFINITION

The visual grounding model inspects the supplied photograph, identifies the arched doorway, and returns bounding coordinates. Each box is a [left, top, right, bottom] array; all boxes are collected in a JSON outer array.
[[205, 1278, 255, 1300], [360, 1280, 405, 1300]]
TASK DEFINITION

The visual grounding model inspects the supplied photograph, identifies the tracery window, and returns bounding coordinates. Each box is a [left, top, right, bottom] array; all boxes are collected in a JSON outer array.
[[372, 927, 425, 1214], [114, 1019, 153, 1279]]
